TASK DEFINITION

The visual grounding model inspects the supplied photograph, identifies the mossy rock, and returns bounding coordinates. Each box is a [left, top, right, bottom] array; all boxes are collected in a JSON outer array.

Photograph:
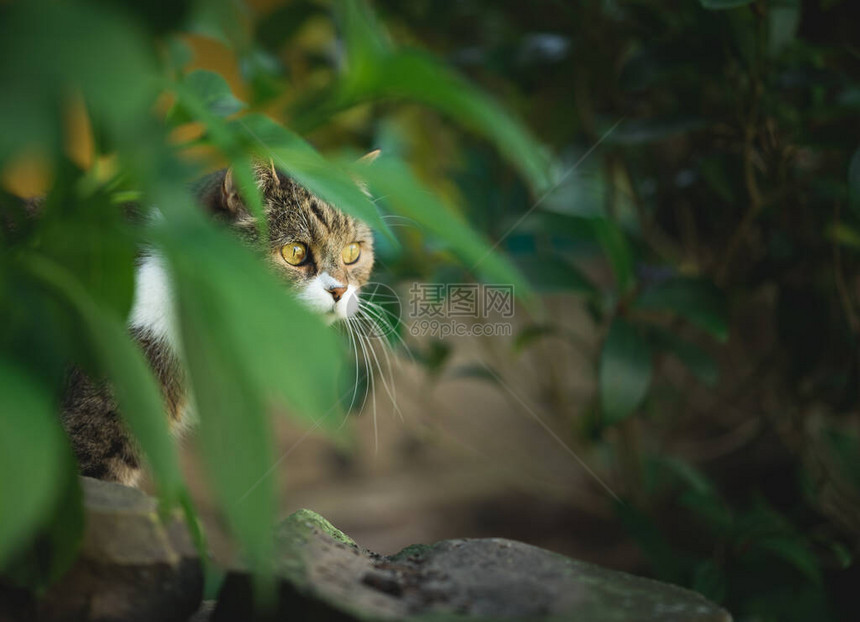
[[213, 509, 731, 622]]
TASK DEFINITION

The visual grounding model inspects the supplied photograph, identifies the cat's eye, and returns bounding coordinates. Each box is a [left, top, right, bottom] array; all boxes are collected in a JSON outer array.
[[342, 242, 361, 265], [281, 242, 308, 266]]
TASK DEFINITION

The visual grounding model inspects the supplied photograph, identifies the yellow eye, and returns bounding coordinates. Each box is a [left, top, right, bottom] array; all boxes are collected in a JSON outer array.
[[280, 242, 308, 266], [342, 242, 361, 264]]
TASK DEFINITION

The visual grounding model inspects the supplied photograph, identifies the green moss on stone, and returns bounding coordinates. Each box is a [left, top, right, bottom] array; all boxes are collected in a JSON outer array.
[[282, 509, 356, 548]]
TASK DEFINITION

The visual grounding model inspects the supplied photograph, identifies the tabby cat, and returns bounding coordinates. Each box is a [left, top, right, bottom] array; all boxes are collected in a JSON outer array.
[[61, 161, 375, 486]]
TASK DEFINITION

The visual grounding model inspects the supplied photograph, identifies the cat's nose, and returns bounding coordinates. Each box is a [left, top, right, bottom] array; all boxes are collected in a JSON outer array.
[[327, 286, 348, 303]]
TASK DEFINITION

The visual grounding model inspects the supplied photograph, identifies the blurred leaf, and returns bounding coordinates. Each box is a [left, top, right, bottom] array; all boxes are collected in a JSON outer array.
[[615, 501, 686, 584], [699, 156, 737, 205], [734, 501, 823, 585], [821, 427, 860, 489], [99, 0, 191, 35], [600, 318, 652, 424], [823, 541, 853, 570], [591, 218, 635, 293], [2, 461, 84, 590], [514, 324, 557, 353], [0, 360, 68, 569], [294, 0, 553, 195], [700, 0, 754, 8], [255, 1, 324, 53], [413, 339, 451, 378], [36, 176, 136, 320], [170, 261, 276, 578], [635, 278, 729, 341], [160, 217, 343, 575], [225, 114, 392, 239], [757, 535, 823, 585], [240, 48, 286, 106], [768, 0, 801, 56], [23, 255, 185, 507], [160, 218, 342, 424], [169, 70, 246, 125], [692, 559, 727, 603], [513, 254, 598, 295], [649, 327, 719, 386], [348, 154, 532, 295], [826, 222, 860, 250], [0, 0, 155, 163], [188, 0, 247, 48], [166, 36, 193, 73], [652, 456, 718, 497], [447, 363, 502, 384]]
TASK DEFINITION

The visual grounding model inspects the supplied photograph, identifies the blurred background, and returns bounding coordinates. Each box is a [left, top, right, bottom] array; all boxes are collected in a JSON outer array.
[[2, 1, 860, 621]]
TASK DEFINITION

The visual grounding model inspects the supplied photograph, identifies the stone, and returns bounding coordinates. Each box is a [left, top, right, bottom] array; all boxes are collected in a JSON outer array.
[[0, 477, 203, 622], [213, 509, 731, 621]]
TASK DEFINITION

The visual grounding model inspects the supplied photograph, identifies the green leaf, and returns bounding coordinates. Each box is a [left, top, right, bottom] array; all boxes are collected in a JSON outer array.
[[614, 501, 685, 584], [699, 0, 754, 9], [187, 0, 247, 48], [513, 255, 598, 296], [294, 0, 552, 195], [23, 255, 185, 506], [635, 278, 729, 341], [513, 324, 557, 353], [649, 327, 719, 386], [169, 70, 246, 125], [447, 363, 502, 385], [226, 114, 392, 239], [160, 218, 342, 421], [159, 217, 343, 575], [591, 218, 635, 293], [36, 177, 136, 320], [0, 0, 155, 164], [692, 559, 727, 603], [758, 535, 823, 585], [347, 154, 532, 295], [768, 0, 801, 56], [173, 270, 276, 576], [255, 2, 324, 53], [2, 460, 84, 590], [826, 222, 860, 250], [413, 339, 451, 377], [599, 318, 652, 424], [0, 360, 68, 568]]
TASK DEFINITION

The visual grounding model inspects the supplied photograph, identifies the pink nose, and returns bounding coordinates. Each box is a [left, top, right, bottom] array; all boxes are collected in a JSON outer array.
[[328, 286, 347, 303]]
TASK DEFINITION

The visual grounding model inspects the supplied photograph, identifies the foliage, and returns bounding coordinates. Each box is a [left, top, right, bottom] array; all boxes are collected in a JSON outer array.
[[1, 0, 858, 619], [367, 0, 859, 619], [0, 0, 545, 592]]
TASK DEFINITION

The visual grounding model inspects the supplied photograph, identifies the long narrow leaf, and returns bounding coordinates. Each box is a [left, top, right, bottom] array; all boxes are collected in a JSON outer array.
[[0, 360, 68, 566], [292, 0, 552, 195], [23, 255, 185, 506], [348, 155, 532, 297], [599, 318, 652, 424]]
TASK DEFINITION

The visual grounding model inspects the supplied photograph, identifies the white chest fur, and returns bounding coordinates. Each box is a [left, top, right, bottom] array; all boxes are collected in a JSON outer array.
[[128, 252, 178, 350]]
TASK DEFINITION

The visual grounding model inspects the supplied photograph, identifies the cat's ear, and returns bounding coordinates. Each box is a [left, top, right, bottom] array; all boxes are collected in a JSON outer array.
[[220, 160, 281, 215], [252, 158, 282, 190], [221, 168, 245, 215]]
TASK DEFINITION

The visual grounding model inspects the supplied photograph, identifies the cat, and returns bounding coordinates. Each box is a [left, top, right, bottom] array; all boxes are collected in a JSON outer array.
[[61, 160, 375, 486]]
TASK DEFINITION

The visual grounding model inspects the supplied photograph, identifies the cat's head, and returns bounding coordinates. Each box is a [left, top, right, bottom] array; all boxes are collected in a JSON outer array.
[[210, 161, 374, 323]]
